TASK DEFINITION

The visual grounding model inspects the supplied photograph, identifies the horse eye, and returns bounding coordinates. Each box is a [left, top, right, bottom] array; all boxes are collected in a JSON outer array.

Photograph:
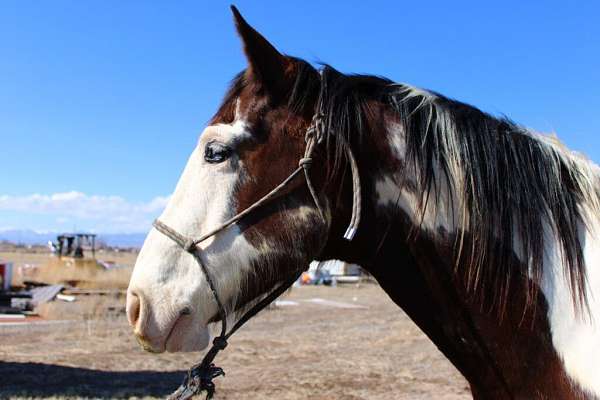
[[204, 141, 232, 163]]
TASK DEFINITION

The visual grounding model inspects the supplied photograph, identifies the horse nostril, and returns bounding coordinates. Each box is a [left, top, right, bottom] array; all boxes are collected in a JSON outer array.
[[180, 306, 192, 316], [126, 290, 141, 327]]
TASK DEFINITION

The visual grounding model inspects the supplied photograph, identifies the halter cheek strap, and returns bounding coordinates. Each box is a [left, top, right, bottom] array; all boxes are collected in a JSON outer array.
[[153, 109, 362, 400]]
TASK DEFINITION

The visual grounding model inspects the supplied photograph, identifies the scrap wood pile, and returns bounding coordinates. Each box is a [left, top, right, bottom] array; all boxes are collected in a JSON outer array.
[[0, 252, 133, 323], [0, 281, 125, 319]]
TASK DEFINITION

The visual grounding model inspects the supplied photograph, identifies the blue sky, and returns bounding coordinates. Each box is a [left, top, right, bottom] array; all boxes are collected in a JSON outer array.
[[1, 1, 599, 233]]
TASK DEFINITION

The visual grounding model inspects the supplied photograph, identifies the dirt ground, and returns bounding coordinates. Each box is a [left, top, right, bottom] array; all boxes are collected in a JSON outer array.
[[0, 284, 471, 400]]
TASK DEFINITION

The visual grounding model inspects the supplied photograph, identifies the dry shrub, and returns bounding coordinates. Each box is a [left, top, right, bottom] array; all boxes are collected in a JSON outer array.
[[37, 294, 126, 320], [25, 257, 133, 289]]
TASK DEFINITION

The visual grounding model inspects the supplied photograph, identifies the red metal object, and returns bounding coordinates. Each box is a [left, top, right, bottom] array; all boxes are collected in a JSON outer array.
[[0, 262, 13, 291]]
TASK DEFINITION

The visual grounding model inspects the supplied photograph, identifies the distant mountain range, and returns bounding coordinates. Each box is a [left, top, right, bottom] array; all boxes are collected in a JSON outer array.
[[0, 229, 146, 248]]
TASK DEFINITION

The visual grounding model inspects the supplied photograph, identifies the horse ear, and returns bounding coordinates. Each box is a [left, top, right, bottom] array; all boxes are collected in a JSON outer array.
[[231, 6, 287, 96]]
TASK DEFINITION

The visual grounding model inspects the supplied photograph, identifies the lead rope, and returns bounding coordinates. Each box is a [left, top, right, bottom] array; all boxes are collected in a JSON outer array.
[[155, 98, 363, 400]]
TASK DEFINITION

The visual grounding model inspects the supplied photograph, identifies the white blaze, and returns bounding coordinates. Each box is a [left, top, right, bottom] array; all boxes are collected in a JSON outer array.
[[129, 118, 261, 352]]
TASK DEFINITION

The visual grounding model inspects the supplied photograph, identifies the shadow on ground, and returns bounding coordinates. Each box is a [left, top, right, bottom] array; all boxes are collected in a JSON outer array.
[[0, 361, 184, 398]]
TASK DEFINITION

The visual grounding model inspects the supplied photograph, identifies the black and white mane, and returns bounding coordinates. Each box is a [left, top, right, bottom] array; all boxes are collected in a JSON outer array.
[[287, 64, 600, 315]]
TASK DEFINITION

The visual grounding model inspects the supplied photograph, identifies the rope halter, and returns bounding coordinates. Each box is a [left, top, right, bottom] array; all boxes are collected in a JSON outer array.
[[153, 100, 362, 400]]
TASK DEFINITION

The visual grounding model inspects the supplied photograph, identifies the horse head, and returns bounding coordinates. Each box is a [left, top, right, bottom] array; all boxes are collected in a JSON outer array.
[[126, 8, 337, 353]]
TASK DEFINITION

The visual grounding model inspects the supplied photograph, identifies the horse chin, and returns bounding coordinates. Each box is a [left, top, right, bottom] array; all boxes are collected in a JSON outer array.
[[165, 324, 210, 353]]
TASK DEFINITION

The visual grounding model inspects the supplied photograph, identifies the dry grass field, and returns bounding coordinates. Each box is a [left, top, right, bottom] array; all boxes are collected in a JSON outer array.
[[1, 246, 469, 399], [0, 281, 470, 400], [0, 245, 137, 289]]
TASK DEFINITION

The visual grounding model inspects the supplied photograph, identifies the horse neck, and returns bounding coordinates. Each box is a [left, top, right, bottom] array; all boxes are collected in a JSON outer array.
[[318, 116, 598, 399]]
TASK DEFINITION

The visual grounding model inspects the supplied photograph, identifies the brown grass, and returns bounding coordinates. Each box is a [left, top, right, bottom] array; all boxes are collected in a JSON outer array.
[[36, 291, 126, 320], [1, 248, 137, 289], [0, 285, 470, 400], [23, 257, 133, 289], [1, 249, 469, 399]]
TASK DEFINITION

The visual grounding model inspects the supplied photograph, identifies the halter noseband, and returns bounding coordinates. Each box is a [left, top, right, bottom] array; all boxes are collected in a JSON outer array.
[[154, 96, 362, 400]]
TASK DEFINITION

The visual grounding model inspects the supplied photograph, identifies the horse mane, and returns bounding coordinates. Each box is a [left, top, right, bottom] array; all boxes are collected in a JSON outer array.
[[315, 65, 600, 316], [217, 59, 600, 316]]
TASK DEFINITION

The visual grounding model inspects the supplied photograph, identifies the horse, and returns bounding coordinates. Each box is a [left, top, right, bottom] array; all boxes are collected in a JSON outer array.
[[126, 6, 600, 399]]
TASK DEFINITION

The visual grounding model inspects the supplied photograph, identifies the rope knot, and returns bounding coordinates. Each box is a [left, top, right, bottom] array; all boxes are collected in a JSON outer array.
[[305, 112, 326, 144], [299, 157, 313, 168], [212, 336, 228, 350], [183, 240, 196, 253]]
